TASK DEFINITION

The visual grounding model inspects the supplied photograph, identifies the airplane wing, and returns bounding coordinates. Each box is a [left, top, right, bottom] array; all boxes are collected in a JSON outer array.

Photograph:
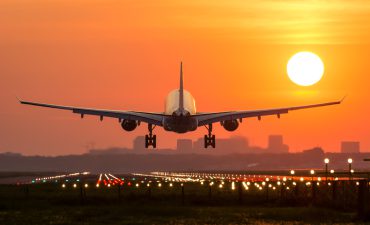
[[19, 99, 165, 126], [194, 99, 343, 126]]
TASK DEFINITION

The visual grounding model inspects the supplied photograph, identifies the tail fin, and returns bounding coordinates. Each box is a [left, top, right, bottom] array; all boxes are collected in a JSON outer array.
[[179, 61, 184, 111]]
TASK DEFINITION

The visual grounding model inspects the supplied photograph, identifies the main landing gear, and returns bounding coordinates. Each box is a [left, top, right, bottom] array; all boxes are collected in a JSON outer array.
[[145, 124, 156, 148], [204, 124, 216, 148]]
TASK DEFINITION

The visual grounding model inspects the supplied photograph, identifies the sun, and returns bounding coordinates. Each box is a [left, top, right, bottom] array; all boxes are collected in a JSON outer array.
[[287, 51, 324, 86]]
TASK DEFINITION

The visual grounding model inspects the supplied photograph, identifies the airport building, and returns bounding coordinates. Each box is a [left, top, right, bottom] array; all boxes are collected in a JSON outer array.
[[266, 135, 289, 153], [177, 139, 193, 152], [341, 141, 360, 153]]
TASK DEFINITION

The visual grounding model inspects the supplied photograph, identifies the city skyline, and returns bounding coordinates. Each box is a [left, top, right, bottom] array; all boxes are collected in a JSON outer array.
[[85, 134, 363, 156]]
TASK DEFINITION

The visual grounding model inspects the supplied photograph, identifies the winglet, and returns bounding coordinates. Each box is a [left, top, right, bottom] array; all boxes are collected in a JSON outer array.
[[15, 96, 22, 103], [340, 95, 347, 103]]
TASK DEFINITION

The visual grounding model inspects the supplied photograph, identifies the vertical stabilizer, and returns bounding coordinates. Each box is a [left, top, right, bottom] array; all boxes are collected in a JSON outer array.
[[179, 62, 184, 111]]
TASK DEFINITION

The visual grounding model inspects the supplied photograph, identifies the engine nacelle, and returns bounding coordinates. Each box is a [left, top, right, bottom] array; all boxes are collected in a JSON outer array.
[[222, 119, 239, 132], [121, 120, 137, 131]]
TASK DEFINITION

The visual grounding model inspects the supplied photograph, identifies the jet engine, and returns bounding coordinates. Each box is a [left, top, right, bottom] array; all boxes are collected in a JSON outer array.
[[221, 119, 239, 131], [121, 119, 138, 131]]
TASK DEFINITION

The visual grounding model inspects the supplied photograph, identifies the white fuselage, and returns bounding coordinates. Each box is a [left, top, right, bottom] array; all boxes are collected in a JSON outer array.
[[164, 89, 196, 115], [162, 89, 198, 133]]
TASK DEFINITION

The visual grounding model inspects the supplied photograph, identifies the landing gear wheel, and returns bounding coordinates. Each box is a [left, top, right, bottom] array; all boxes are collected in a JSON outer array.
[[204, 134, 216, 148], [145, 134, 156, 148], [145, 124, 157, 148], [204, 124, 216, 148], [204, 135, 207, 148], [152, 135, 157, 148], [145, 135, 149, 148]]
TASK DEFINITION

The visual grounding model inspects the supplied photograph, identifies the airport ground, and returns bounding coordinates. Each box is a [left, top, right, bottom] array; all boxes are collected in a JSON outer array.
[[0, 171, 370, 224]]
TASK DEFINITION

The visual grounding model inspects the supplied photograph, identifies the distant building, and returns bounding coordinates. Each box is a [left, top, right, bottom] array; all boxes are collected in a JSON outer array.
[[341, 141, 360, 153], [133, 136, 146, 152], [302, 147, 324, 157], [216, 136, 249, 152], [177, 139, 193, 152], [267, 135, 289, 153], [193, 136, 249, 154]]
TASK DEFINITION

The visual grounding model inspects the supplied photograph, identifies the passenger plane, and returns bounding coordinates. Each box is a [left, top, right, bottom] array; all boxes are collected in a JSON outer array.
[[19, 62, 342, 148]]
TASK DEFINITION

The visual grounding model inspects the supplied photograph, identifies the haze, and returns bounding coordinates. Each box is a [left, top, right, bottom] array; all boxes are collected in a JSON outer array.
[[1, 0, 369, 155]]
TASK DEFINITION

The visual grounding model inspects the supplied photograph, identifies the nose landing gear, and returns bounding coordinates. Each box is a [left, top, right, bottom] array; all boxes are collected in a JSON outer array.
[[145, 124, 156, 148], [204, 124, 216, 148]]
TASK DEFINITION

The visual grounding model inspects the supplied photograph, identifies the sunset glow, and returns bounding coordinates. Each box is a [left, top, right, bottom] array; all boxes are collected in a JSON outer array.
[[1, 0, 370, 155]]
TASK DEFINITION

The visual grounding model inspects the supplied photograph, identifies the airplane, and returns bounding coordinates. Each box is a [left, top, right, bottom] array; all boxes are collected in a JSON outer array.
[[19, 62, 342, 148]]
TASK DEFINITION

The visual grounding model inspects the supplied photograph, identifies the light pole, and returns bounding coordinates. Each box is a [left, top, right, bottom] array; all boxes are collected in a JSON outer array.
[[324, 158, 329, 182], [347, 158, 353, 181], [330, 169, 335, 181], [290, 170, 295, 181], [310, 169, 315, 181]]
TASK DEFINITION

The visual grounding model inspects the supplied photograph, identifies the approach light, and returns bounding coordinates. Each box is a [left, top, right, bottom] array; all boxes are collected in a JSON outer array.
[[231, 182, 235, 190]]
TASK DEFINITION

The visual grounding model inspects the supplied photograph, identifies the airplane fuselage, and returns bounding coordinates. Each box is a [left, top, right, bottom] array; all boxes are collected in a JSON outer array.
[[163, 89, 198, 133]]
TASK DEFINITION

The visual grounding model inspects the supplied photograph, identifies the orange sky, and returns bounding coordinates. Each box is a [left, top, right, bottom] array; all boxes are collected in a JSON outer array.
[[1, 0, 370, 155]]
